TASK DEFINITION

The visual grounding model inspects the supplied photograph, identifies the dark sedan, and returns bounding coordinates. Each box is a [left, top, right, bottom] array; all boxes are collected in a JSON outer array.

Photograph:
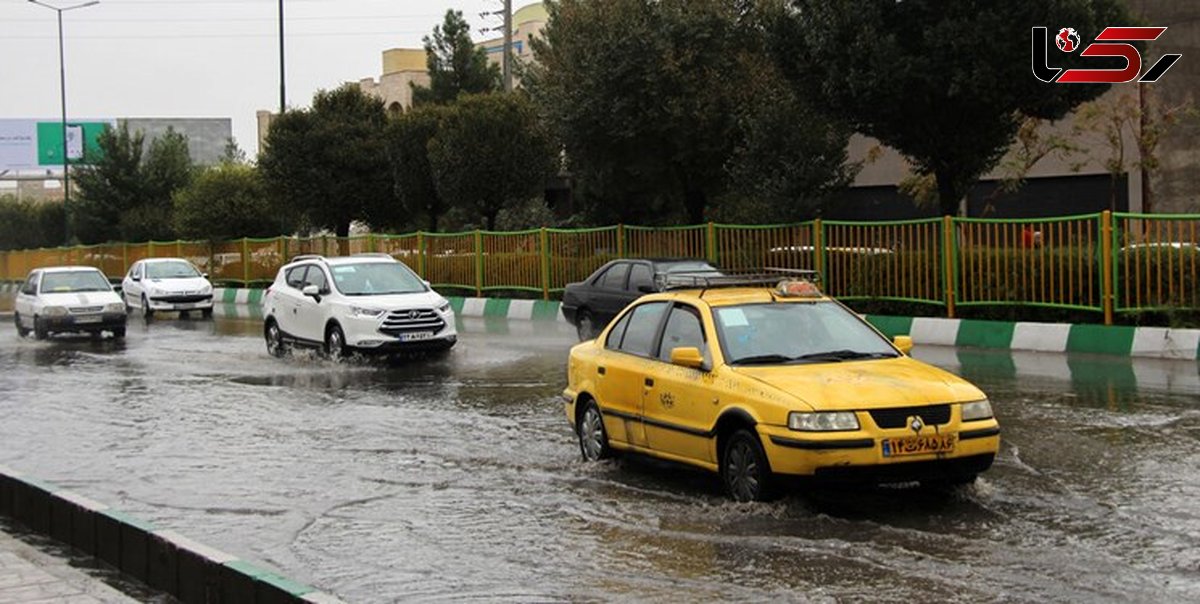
[[560, 258, 719, 340]]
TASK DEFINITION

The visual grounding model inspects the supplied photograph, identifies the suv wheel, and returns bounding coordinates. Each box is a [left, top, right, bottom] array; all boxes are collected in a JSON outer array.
[[265, 319, 287, 358], [575, 309, 595, 341], [325, 324, 347, 361], [577, 399, 612, 461], [14, 313, 30, 338], [722, 429, 776, 502]]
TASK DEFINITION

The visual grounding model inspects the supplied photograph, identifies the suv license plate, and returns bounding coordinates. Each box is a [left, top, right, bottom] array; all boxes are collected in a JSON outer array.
[[400, 332, 434, 342], [881, 434, 956, 457]]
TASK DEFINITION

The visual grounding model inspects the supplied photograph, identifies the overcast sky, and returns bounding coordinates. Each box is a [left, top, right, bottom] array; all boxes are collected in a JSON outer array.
[[1, 0, 503, 157]]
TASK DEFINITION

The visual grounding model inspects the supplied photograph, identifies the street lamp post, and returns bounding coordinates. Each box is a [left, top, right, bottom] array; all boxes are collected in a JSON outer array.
[[28, 0, 100, 245]]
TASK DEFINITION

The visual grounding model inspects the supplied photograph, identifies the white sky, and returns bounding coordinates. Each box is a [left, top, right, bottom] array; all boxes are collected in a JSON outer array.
[[0, 0, 502, 157]]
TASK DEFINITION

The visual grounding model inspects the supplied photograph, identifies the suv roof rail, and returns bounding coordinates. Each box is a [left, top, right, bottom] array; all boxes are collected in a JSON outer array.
[[658, 267, 821, 291], [351, 253, 396, 259], [290, 254, 325, 263]]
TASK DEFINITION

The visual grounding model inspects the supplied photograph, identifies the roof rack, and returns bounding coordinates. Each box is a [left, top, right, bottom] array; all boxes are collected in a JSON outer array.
[[351, 253, 396, 259], [290, 254, 325, 263], [657, 267, 821, 291]]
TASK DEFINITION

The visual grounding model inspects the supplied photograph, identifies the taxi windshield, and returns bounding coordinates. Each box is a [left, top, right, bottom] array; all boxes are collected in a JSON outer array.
[[714, 301, 898, 365], [329, 262, 426, 296], [145, 261, 200, 279], [40, 271, 111, 294]]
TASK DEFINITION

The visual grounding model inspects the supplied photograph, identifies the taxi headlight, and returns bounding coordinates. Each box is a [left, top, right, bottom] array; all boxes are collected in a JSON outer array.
[[350, 306, 385, 318], [962, 400, 993, 421], [103, 302, 125, 313], [43, 305, 68, 317], [788, 411, 859, 432]]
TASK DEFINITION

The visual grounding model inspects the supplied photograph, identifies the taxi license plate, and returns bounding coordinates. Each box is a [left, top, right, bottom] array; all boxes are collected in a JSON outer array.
[[882, 434, 956, 457], [75, 316, 102, 324], [400, 331, 434, 342]]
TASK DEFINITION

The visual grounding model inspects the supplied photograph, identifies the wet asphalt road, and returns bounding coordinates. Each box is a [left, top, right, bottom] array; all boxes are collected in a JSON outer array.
[[0, 312, 1198, 603]]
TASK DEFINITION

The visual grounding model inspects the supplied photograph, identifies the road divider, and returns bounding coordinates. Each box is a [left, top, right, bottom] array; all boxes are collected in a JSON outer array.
[[204, 290, 1200, 359], [0, 465, 344, 604]]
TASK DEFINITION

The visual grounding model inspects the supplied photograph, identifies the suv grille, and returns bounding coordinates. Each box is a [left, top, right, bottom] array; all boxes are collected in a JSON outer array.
[[380, 308, 445, 335], [869, 405, 951, 429]]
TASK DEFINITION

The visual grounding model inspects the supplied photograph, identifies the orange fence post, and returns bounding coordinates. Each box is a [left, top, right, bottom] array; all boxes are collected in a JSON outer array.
[[122, 243, 128, 275], [617, 224, 625, 258], [474, 230, 483, 297], [706, 222, 717, 265], [813, 219, 824, 277], [1101, 210, 1114, 325], [417, 232, 426, 277], [176, 240, 182, 257], [942, 216, 956, 318]]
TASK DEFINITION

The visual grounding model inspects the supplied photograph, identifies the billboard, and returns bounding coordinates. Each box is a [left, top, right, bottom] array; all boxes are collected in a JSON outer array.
[[0, 119, 113, 171]]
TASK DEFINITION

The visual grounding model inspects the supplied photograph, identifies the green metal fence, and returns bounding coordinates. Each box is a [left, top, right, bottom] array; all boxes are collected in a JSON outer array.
[[3, 211, 1197, 324]]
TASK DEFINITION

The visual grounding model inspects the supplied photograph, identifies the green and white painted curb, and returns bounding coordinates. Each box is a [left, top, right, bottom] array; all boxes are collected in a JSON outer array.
[[210, 289, 572, 324], [0, 282, 18, 294], [865, 315, 1200, 361], [0, 464, 345, 603]]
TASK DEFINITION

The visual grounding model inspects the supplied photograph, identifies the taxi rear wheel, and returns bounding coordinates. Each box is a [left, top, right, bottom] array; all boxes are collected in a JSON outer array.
[[577, 400, 612, 461], [722, 429, 776, 502]]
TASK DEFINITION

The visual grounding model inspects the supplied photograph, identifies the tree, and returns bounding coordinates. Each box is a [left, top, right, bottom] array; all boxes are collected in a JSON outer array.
[[258, 83, 396, 244], [385, 104, 449, 231], [0, 195, 64, 251], [412, 10, 500, 105], [526, 0, 748, 224], [771, 0, 1133, 215], [73, 123, 192, 243], [174, 164, 283, 241], [427, 93, 555, 230]]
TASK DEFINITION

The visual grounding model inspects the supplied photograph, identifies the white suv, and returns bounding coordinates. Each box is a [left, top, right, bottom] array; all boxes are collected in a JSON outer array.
[[262, 254, 457, 358]]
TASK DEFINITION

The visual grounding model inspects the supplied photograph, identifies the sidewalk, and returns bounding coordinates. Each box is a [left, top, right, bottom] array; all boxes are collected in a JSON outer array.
[[0, 520, 148, 603]]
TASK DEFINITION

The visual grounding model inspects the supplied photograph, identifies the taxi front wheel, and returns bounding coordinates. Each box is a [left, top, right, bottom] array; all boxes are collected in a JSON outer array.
[[577, 400, 612, 461], [722, 429, 777, 502]]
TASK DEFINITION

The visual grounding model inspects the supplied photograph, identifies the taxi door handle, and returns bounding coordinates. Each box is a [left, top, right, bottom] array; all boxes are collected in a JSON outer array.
[[597, 366, 606, 375], [644, 377, 654, 387]]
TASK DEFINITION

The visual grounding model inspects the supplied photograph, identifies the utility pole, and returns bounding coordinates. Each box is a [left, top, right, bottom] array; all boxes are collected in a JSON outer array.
[[502, 0, 513, 92], [278, 0, 286, 113]]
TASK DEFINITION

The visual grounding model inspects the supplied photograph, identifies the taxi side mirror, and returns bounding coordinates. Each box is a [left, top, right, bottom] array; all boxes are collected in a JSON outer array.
[[670, 346, 705, 370], [893, 335, 913, 355]]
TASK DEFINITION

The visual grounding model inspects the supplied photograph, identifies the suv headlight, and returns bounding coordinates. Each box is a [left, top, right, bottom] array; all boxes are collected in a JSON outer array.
[[436, 301, 452, 314], [43, 305, 68, 317], [350, 306, 385, 318], [103, 302, 125, 313], [788, 411, 859, 432], [961, 400, 993, 421]]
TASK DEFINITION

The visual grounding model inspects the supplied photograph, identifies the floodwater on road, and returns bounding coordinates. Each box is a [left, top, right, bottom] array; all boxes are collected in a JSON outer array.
[[0, 312, 1198, 602]]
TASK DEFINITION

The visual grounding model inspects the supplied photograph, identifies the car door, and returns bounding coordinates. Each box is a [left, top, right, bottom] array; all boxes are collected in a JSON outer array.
[[123, 262, 143, 307], [593, 301, 669, 450], [590, 262, 632, 326], [15, 271, 40, 327], [293, 265, 331, 343], [272, 265, 308, 339], [642, 303, 720, 463]]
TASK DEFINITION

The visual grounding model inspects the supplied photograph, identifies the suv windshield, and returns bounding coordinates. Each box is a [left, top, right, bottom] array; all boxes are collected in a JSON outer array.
[[714, 301, 898, 365], [145, 261, 200, 279], [40, 271, 111, 294], [329, 262, 426, 296]]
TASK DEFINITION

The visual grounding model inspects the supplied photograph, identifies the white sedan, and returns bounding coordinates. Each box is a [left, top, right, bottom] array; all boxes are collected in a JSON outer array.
[[14, 266, 127, 340], [122, 258, 215, 319]]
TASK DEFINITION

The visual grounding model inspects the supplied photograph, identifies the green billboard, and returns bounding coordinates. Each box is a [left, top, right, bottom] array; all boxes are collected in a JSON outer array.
[[36, 121, 109, 166]]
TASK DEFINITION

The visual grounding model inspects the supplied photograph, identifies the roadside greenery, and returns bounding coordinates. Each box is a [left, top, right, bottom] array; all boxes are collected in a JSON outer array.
[[0, 195, 65, 251], [412, 10, 501, 106]]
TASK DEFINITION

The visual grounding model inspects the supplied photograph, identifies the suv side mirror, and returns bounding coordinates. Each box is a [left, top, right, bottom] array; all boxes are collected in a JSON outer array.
[[201, 273, 209, 279], [670, 346, 706, 370], [302, 284, 322, 302], [893, 335, 914, 355]]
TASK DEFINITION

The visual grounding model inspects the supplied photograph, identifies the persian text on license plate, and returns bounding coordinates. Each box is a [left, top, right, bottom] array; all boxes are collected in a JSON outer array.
[[881, 434, 956, 457], [400, 331, 434, 342], [75, 315, 102, 324]]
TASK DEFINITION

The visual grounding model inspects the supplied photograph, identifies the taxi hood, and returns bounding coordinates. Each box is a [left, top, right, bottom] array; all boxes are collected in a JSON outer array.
[[732, 356, 984, 411]]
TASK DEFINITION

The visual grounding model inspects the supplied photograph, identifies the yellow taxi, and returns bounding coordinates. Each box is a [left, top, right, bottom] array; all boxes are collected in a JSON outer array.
[[562, 270, 1000, 501]]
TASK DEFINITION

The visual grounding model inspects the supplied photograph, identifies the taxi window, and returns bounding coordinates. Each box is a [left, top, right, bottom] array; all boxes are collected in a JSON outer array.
[[605, 312, 632, 350], [617, 302, 668, 356], [285, 266, 308, 289], [628, 264, 653, 292], [598, 263, 629, 290], [658, 305, 709, 364]]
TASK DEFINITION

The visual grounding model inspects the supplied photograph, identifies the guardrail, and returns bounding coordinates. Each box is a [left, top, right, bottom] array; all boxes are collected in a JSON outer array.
[[2, 211, 1197, 324]]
